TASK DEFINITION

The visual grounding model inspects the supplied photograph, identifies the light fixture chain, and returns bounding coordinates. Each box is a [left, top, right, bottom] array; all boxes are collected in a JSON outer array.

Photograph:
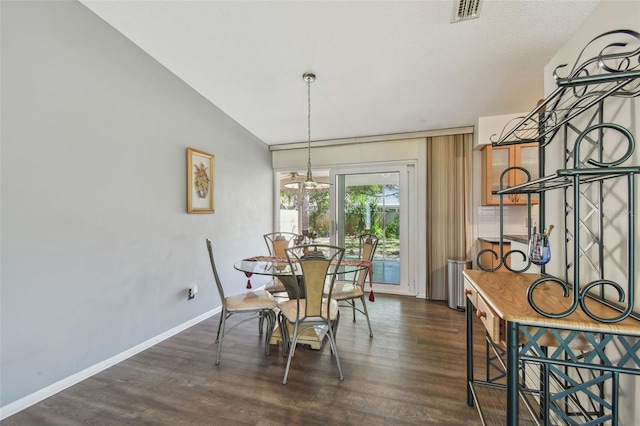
[[307, 77, 311, 169], [284, 72, 326, 190]]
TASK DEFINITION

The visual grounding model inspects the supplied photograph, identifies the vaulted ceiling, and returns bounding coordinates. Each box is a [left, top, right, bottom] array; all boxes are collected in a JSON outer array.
[[80, 0, 600, 146]]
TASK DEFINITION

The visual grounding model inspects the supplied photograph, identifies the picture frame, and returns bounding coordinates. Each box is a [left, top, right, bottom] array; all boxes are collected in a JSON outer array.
[[187, 148, 215, 214]]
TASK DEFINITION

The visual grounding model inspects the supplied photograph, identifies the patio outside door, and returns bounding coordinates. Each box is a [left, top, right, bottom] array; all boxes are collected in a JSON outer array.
[[330, 165, 413, 295]]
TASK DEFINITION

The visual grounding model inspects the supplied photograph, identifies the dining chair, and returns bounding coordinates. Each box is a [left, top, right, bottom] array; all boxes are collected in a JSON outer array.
[[325, 233, 379, 337], [263, 232, 303, 294], [278, 244, 345, 384], [206, 238, 278, 365]]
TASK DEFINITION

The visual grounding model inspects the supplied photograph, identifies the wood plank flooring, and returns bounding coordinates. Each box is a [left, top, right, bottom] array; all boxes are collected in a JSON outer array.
[[4, 295, 481, 425]]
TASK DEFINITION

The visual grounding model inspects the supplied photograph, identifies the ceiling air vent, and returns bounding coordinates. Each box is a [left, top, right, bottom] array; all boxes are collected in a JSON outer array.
[[451, 0, 482, 23]]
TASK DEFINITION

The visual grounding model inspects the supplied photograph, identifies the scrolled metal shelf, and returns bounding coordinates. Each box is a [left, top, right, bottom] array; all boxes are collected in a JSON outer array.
[[491, 29, 640, 147], [484, 30, 640, 325]]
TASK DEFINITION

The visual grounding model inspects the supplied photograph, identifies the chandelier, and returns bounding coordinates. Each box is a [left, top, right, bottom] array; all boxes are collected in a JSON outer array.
[[284, 72, 329, 189]]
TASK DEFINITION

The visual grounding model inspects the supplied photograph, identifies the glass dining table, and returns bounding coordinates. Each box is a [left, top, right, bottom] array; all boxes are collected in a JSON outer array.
[[233, 256, 368, 350], [234, 257, 366, 299]]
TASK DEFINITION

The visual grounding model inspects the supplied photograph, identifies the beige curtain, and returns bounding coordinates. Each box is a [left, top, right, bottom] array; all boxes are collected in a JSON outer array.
[[425, 133, 473, 300]]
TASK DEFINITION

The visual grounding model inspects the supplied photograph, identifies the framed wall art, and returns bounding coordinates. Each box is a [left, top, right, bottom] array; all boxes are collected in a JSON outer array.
[[187, 148, 215, 214]]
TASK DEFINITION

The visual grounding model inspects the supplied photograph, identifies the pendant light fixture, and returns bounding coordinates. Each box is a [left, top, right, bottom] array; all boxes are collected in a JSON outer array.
[[284, 72, 329, 189]]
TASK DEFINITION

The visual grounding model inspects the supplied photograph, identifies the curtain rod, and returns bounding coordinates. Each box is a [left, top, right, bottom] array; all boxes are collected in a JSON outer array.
[[269, 126, 474, 152]]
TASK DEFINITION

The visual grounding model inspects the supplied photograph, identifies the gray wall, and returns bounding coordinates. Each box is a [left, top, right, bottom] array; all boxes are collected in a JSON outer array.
[[1, 0, 272, 408]]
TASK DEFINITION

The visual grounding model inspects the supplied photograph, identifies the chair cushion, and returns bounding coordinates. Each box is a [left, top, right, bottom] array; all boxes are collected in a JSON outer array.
[[324, 280, 364, 301], [226, 290, 277, 312], [279, 298, 339, 322]]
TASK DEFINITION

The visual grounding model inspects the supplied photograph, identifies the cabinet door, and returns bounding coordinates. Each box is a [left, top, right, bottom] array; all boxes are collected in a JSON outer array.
[[512, 143, 539, 205], [482, 145, 512, 205], [482, 144, 539, 205]]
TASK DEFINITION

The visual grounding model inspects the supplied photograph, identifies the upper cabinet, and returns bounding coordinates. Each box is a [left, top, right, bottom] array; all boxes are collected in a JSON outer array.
[[481, 142, 538, 205]]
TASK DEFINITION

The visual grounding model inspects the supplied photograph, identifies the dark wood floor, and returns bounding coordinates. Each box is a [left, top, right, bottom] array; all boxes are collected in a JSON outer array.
[[4, 295, 481, 425]]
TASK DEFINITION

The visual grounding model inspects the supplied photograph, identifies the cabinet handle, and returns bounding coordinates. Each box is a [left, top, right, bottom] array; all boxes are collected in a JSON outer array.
[[476, 310, 487, 319], [464, 289, 473, 296]]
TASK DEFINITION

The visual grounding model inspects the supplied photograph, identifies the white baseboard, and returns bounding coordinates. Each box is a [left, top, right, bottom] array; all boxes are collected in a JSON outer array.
[[0, 307, 220, 421]]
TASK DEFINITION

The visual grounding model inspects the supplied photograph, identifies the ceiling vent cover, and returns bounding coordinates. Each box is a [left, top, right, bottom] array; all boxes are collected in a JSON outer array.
[[451, 0, 482, 23]]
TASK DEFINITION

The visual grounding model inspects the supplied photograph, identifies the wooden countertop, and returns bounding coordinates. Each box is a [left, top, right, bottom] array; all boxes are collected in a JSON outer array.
[[463, 270, 640, 336]]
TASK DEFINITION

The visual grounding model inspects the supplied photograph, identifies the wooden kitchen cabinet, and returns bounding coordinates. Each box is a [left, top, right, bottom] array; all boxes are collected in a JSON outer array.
[[481, 143, 538, 205], [478, 239, 510, 271]]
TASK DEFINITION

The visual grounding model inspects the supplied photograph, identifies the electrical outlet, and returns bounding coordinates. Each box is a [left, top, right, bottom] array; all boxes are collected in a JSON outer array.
[[188, 284, 199, 300]]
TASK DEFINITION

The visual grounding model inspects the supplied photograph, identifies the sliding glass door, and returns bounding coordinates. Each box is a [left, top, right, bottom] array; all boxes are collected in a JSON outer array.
[[276, 164, 415, 296], [330, 165, 413, 295]]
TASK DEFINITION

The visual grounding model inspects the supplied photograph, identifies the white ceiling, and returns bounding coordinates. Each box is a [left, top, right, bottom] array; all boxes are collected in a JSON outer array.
[[80, 0, 600, 146]]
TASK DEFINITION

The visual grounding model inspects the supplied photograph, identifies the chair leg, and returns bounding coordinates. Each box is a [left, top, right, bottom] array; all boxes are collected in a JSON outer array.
[[360, 295, 374, 338], [352, 299, 357, 322], [326, 321, 344, 381], [215, 311, 224, 343], [258, 311, 264, 336], [278, 312, 290, 357], [216, 308, 227, 365], [331, 310, 341, 342], [282, 322, 299, 384]]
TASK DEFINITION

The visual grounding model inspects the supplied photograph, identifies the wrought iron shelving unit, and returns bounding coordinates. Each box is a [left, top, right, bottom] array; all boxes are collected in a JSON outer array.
[[469, 29, 640, 425]]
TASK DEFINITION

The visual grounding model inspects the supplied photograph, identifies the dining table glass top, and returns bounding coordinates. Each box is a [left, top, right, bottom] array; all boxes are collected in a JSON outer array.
[[233, 257, 367, 277]]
